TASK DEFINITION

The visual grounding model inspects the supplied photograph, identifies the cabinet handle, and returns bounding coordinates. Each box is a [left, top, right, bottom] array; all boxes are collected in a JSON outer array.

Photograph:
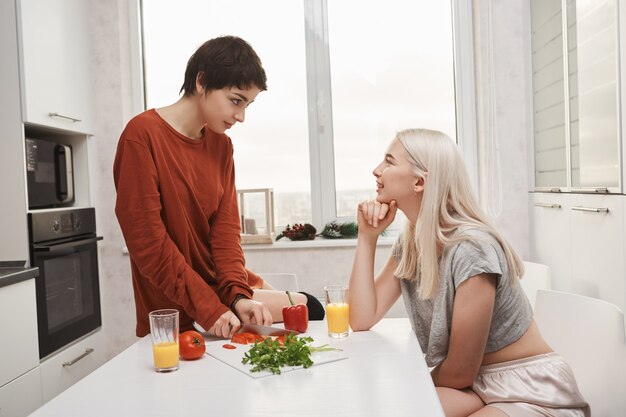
[[534, 187, 562, 193], [571, 206, 609, 213], [571, 187, 610, 194], [62, 348, 94, 367], [534, 203, 562, 209], [48, 112, 82, 123]]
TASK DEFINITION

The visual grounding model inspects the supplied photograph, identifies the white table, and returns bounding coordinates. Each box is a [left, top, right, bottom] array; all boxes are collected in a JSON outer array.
[[29, 319, 444, 417]]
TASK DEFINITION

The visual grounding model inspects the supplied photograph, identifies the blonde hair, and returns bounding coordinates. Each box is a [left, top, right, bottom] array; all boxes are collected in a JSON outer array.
[[394, 128, 524, 299]]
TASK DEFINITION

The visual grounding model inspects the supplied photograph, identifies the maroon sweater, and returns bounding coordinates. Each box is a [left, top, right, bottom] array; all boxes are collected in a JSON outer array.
[[114, 109, 258, 336]]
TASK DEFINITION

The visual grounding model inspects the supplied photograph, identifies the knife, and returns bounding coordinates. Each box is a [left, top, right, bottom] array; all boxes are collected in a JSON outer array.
[[237, 323, 300, 337]]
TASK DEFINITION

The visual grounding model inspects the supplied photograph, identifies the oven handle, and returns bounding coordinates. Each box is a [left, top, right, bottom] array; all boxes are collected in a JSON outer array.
[[33, 236, 103, 252]]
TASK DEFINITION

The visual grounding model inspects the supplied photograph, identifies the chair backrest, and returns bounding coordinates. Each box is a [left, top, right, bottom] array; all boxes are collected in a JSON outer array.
[[259, 273, 300, 292], [520, 261, 552, 309], [534, 289, 626, 416]]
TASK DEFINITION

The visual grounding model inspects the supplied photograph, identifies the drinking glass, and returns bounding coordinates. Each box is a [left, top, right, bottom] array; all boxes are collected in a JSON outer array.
[[324, 285, 349, 338], [149, 309, 179, 372]]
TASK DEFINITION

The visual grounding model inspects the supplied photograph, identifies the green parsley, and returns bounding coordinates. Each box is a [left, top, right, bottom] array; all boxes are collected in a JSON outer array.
[[242, 334, 341, 374]]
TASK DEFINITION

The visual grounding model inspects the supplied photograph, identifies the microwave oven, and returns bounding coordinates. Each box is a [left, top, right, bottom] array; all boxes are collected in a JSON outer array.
[[25, 137, 74, 209]]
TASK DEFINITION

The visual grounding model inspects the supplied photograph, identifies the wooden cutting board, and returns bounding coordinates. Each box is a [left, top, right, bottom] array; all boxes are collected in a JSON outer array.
[[204, 337, 348, 379]]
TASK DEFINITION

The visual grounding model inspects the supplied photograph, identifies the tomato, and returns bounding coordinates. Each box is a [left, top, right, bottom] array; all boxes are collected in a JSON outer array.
[[179, 330, 206, 360], [276, 335, 286, 346], [222, 344, 237, 350]]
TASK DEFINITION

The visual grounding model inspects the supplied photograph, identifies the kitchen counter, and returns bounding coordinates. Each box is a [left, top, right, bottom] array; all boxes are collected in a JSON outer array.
[[0, 261, 38, 289], [29, 318, 444, 417]]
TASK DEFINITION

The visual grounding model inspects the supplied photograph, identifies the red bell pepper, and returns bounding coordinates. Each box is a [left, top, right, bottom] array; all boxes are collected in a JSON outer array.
[[282, 291, 308, 333]]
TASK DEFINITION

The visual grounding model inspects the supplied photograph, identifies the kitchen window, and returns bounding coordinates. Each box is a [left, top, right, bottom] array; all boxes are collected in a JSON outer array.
[[140, 0, 477, 232]]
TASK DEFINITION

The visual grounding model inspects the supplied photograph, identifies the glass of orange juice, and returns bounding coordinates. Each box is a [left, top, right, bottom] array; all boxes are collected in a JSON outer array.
[[324, 285, 349, 338], [149, 309, 179, 372]]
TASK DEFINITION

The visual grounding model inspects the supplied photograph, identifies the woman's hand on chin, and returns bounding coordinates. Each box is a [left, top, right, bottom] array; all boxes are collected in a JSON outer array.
[[357, 200, 397, 238]]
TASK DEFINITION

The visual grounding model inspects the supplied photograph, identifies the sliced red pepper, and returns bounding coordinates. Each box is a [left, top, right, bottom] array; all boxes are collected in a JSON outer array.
[[276, 335, 287, 346], [230, 334, 248, 345], [282, 291, 309, 333], [222, 344, 237, 349]]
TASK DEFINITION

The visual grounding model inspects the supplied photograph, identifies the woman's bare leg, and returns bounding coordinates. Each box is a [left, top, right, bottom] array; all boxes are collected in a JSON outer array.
[[436, 387, 484, 417], [252, 289, 307, 322]]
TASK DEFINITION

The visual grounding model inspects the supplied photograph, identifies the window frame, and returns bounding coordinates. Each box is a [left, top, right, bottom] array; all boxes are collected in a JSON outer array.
[[131, 0, 478, 230], [304, 0, 479, 228]]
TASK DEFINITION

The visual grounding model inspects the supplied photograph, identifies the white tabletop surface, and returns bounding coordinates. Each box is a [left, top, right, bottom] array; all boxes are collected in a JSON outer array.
[[29, 318, 444, 417]]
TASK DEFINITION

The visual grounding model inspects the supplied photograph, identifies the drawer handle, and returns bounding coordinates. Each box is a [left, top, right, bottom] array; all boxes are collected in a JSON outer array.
[[62, 348, 94, 367], [534, 203, 561, 209], [571, 206, 609, 213], [49, 112, 82, 123]]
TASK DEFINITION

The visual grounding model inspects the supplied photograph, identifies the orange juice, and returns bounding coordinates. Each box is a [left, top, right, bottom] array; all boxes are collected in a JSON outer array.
[[326, 302, 349, 335], [152, 342, 179, 370]]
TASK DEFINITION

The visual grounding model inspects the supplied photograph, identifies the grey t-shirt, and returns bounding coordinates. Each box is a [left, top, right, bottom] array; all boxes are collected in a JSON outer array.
[[392, 227, 533, 367]]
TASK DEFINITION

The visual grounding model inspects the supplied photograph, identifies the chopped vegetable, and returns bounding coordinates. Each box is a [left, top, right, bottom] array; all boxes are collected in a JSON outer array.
[[241, 333, 341, 374], [223, 344, 237, 350]]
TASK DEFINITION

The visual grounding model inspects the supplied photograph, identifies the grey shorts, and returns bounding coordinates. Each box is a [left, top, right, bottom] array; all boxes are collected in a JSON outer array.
[[472, 353, 591, 417]]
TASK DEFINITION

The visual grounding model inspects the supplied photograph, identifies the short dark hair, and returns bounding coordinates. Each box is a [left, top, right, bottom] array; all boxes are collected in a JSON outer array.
[[180, 36, 268, 96]]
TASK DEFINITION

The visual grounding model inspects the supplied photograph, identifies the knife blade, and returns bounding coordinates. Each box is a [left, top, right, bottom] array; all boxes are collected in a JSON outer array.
[[237, 323, 300, 337]]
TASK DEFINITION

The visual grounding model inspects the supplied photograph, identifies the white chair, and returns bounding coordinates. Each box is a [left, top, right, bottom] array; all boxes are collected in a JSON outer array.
[[259, 273, 300, 292], [520, 261, 552, 309], [534, 289, 626, 416]]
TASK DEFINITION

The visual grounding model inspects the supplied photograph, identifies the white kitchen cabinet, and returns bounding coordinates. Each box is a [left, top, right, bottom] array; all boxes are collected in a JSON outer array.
[[570, 194, 625, 315], [529, 0, 568, 190], [567, 0, 621, 191], [0, 0, 29, 262], [529, 193, 572, 291], [0, 279, 39, 388], [529, 0, 622, 193], [40, 329, 105, 403], [0, 367, 42, 417], [17, 0, 93, 134]]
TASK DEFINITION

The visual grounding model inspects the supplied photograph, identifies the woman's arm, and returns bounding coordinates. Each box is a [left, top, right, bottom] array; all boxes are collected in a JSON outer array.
[[350, 253, 402, 330], [431, 273, 497, 388], [349, 200, 401, 331]]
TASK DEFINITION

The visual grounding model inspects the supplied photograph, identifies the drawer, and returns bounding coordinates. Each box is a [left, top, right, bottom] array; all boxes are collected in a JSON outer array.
[[0, 367, 42, 417], [0, 279, 39, 387], [40, 330, 105, 403]]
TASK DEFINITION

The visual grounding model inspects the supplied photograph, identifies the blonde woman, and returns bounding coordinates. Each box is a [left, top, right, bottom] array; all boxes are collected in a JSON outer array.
[[349, 129, 589, 417]]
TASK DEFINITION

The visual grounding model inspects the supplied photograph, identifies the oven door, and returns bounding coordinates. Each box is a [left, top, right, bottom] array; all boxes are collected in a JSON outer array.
[[32, 235, 103, 359]]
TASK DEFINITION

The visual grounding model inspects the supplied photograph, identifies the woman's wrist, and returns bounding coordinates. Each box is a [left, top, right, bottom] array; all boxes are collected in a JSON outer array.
[[357, 233, 379, 246], [230, 294, 247, 312]]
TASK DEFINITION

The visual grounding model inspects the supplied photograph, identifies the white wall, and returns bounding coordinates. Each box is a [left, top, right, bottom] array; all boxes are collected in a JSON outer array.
[[89, 0, 532, 359], [473, 0, 531, 259], [89, 0, 140, 358]]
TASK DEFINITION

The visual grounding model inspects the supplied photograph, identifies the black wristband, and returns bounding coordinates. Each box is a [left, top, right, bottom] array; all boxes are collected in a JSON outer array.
[[230, 294, 247, 311]]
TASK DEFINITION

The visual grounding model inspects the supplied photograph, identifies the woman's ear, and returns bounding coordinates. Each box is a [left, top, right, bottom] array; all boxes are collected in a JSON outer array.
[[195, 72, 205, 95], [413, 172, 428, 194]]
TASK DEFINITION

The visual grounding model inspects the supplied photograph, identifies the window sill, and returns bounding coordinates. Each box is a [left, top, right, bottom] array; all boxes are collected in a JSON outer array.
[[121, 236, 396, 255], [242, 235, 395, 251]]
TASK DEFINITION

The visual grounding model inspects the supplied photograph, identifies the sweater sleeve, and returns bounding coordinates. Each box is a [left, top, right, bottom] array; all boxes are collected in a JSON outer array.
[[113, 136, 229, 330], [209, 146, 254, 306]]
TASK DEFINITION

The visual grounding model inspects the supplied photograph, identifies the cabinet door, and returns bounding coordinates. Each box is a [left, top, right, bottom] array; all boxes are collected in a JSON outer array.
[[530, 0, 568, 190], [0, 279, 39, 388], [567, 0, 621, 191], [18, 0, 93, 134], [570, 194, 625, 315], [40, 329, 104, 404], [529, 193, 572, 291], [0, 367, 42, 417]]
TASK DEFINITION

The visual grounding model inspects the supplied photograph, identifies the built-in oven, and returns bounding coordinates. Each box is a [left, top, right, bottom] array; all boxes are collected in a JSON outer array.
[[28, 207, 103, 359]]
